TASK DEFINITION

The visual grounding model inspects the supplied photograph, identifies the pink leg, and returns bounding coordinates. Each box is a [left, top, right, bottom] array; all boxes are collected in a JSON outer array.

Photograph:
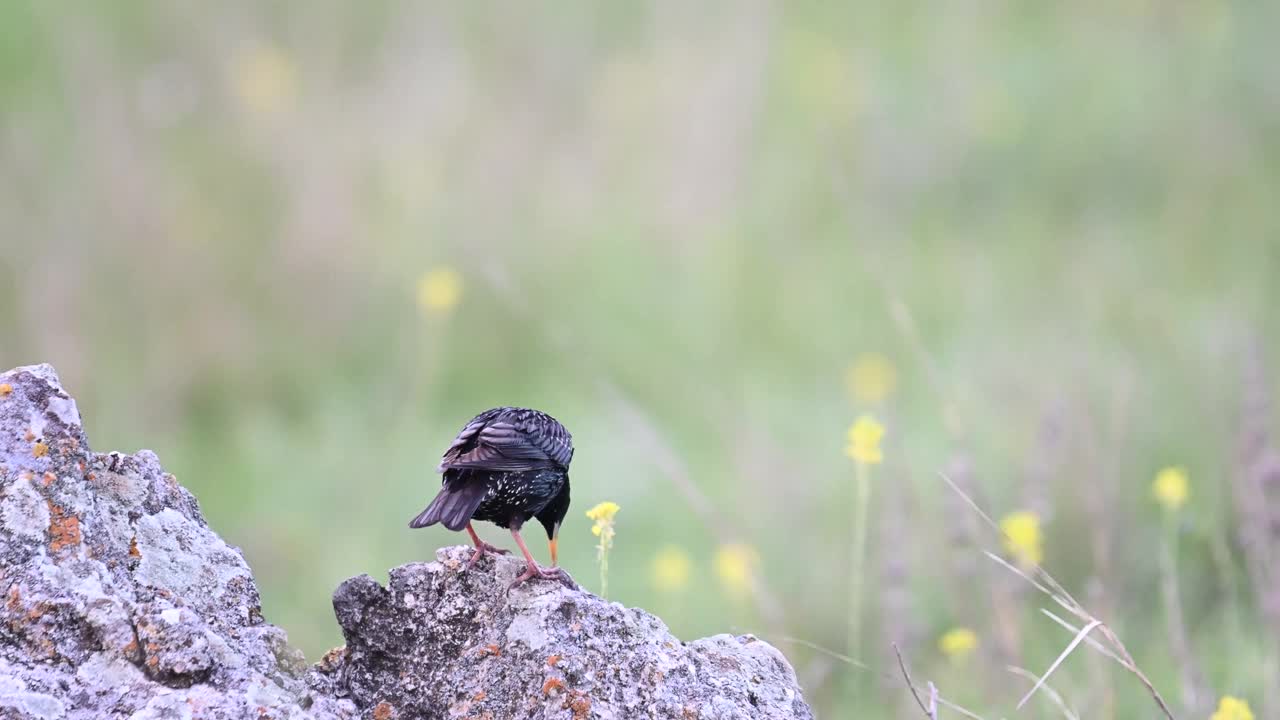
[[464, 522, 508, 570], [508, 529, 575, 590]]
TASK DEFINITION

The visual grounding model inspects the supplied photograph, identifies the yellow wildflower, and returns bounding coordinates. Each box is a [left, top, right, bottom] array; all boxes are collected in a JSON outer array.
[[844, 415, 885, 465], [1151, 466, 1189, 512], [650, 545, 692, 593], [845, 353, 897, 404], [1210, 696, 1254, 720], [938, 627, 979, 661], [714, 543, 759, 597], [1000, 510, 1043, 568], [585, 501, 620, 536], [232, 45, 297, 117], [416, 267, 463, 317], [585, 501, 620, 597]]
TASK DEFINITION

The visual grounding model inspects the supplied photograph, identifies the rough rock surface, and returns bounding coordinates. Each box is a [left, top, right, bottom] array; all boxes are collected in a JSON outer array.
[[0, 364, 813, 719], [310, 546, 813, 719], [0, 364, 347, 720]]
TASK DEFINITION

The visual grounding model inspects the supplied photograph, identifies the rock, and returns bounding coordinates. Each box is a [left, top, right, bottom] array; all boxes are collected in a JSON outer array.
[[0, 364, 346, 720], [0, 364, 813, 719], [314, 546, 814, 719]]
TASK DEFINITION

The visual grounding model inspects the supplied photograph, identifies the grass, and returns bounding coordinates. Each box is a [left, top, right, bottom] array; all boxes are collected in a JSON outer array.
[[2, 1, 1279, 717]]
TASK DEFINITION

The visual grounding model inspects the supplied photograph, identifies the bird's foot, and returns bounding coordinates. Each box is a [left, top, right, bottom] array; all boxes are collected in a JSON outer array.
[[508, 563, 577, 591], [466, 540, 510, 570]]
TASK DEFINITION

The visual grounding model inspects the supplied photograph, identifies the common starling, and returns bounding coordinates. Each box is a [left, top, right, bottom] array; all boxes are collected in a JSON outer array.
[[409, 407, 574, 588]]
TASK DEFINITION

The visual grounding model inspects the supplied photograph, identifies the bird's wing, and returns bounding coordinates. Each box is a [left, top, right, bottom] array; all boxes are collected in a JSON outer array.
[[437, 408, 504, 469], [439, 410, 572, 471], [518, 413, 574, 468]]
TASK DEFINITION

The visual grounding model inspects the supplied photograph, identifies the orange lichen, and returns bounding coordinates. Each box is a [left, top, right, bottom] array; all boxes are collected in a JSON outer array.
[[128, 537, 141, 558], [371, 701, 396, 720], [317, 646, 347, 672], [541, 677, 565, 696], [47, 503, 82, 553], [546, 654, 562, 667], [472, 691, 486, 702], [122, 637, 141, 661], [25, 601, 47, 622], [0, 383, 11, 396], [6, 585, 20, 611], [32, 442, 48, 459], [478, 643, 501, 657], [41, 472, 55, 487], [24, 430, 35, 442], [566, 692, 591, 720]]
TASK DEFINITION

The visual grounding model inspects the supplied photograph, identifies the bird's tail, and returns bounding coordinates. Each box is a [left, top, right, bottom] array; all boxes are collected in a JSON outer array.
[[408, 481, 489, 531]]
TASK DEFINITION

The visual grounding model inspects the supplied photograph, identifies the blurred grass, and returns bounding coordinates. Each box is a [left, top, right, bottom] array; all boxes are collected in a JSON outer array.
[[2, 1, 1279, 717]]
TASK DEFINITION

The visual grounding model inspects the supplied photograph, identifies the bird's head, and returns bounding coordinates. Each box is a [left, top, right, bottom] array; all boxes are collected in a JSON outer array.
[[537, 479, 571, 566]]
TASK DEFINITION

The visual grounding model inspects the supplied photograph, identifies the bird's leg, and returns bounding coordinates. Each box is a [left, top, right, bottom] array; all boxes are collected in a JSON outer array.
[[464, 522, 509, 570], [508, 528, 575, 590]]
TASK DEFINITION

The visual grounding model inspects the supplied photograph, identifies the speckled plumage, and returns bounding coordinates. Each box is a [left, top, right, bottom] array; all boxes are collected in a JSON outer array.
[[469, 467, 568, 531], [409, 408, 573, 583]]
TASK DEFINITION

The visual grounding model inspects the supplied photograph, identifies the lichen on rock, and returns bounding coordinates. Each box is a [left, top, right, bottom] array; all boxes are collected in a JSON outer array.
[[0, 364, 335, 720], [315, 547, 813, 719]]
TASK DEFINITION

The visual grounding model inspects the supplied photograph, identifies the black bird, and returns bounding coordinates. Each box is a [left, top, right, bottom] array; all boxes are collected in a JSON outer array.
[[409, 407, 573, 588]]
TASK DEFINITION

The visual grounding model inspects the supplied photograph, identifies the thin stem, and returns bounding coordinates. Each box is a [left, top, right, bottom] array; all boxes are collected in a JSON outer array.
[[848, 460, 872, 665], [1159, 510, 1201, 711], [892, 643, 934, 718], [598, 527, 613, 598]]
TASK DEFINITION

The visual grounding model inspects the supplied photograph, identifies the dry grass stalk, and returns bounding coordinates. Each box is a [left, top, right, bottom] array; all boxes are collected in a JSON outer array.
[[1007, 666, 1081, 720], [784, 637, 986, 720], [1015, 619, 1100, 709], [938, 470, 1178, 720], [892, 643, 936, 720]]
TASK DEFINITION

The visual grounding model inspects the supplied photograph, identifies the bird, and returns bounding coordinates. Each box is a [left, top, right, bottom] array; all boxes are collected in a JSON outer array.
[[409, 407, 574, 589]]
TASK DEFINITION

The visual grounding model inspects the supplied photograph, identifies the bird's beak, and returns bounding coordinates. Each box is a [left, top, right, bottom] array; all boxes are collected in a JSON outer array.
[[549, 523, 560, 567]]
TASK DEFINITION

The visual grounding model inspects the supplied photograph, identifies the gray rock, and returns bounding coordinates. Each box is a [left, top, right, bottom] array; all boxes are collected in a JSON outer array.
[[0, 364, 330, 720], [314, 547, 814, 719], [0, 364, 813, 720]]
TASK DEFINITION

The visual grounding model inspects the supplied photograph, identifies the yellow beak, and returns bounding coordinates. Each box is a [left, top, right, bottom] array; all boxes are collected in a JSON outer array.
[[548, 536, 559, 567]]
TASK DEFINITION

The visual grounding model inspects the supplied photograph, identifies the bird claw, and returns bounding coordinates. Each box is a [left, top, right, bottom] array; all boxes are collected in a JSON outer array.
[[508, 564, 577, 591], [466, 541, 510, 570]]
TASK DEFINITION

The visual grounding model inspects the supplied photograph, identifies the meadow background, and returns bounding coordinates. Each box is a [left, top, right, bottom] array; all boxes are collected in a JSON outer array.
[[2, 2, 1279, 717]]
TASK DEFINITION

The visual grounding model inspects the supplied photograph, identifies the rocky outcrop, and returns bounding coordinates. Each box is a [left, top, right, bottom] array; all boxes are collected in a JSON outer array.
[[0, 364, 812, 719], [0, 363, 345, 719], [310, 547, 812, 719]]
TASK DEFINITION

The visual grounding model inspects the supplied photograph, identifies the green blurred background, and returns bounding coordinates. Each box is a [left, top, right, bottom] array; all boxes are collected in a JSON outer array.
[[2, 2, 1279, 717]]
